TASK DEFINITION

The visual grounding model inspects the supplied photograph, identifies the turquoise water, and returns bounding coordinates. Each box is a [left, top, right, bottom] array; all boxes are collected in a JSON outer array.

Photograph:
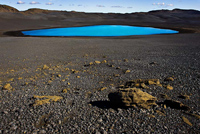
[[22, 25, 178, 37]]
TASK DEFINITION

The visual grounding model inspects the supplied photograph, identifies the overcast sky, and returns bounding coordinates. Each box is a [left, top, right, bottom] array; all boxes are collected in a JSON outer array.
[[1, 0, 200, 13]]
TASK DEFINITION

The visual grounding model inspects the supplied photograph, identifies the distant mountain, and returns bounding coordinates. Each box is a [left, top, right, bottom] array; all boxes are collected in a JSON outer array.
[[22, 8, 56, 14], [0, 4, 200, 15], [148, 8, 200, 14], [0, 5, 19, 12]]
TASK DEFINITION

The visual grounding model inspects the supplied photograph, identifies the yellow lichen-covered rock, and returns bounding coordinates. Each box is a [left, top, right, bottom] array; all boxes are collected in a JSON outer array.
[[124, 59, 128, 62], [140, 83, 149, 89], [125, 79, 161, 88], [42, 64, 49, 70], [114, 74, 120, 77], [84, 54, 89, 57], [7, 78, 14, 82], [148, 80, 156, 85], [101, 60, 107, 63], [166, 84, 173, 90], [94, 61, 101, 64], [33, 95, 63, 106], [65, 68, 70, 71], [178, 94, 190, 100], [125, 70, 131, 74], [156, 110, 166, 116], [48, 80, 53, 84], [3, 83, 12, 90], [134, 83, 140, 87], [99, 87, 107, 91], [72, 70, 79, 74], [160, 94, 169, 99], [147, 114, 155, 118], [108, 88, 157, 109], [189, 113, 200, 119], [182, 116, 192, 126], [62, 89, 68, 93], [164, 77, 174, 81], [89, 62, 93, 65], [18, 77, 23, 80]]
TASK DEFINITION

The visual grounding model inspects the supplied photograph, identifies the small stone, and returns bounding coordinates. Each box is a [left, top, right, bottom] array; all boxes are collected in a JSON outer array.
[[39, 130, 46, 134], [11, 125, 18, 130], [103, 130, 108, 134], [116, 67, 121, 69], [95, 131, 101, 134], [2, 83, 12, 90], [109, 65, 115, 68], [124, 59, 128, 62], [3, 110, 8, 114], [98, 118, 103, 123], [114, 74, 120, 77], [84, 54, 89, 57], [149, 62, 157, 65]]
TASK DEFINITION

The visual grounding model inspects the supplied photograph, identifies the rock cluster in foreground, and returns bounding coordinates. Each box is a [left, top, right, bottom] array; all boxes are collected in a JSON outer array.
[[109, 88, 157, 109]]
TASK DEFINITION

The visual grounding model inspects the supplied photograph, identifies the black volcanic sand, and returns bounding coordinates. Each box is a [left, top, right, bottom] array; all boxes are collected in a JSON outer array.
[[0, 33, 200, 133], [0, 7, 200, 133]]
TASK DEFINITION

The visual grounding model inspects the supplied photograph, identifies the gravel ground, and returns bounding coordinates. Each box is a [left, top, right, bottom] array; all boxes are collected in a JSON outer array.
[[0, 33, 200, 133]]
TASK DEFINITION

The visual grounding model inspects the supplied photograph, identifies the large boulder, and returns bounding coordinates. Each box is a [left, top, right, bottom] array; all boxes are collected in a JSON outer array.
[[108, 88, 157, 109]]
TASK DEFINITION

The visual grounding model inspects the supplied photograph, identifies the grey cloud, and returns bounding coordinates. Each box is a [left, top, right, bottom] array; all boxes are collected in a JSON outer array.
[[96, 5, 105, 7], [46, 2, 54, 5], [111, 6, 123, 8], [17, 1, 25, 4], [30, 1, 40, 4]]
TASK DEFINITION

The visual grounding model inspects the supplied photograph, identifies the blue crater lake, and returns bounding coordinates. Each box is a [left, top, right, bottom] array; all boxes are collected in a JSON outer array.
[[22, 25, 178, 37]]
